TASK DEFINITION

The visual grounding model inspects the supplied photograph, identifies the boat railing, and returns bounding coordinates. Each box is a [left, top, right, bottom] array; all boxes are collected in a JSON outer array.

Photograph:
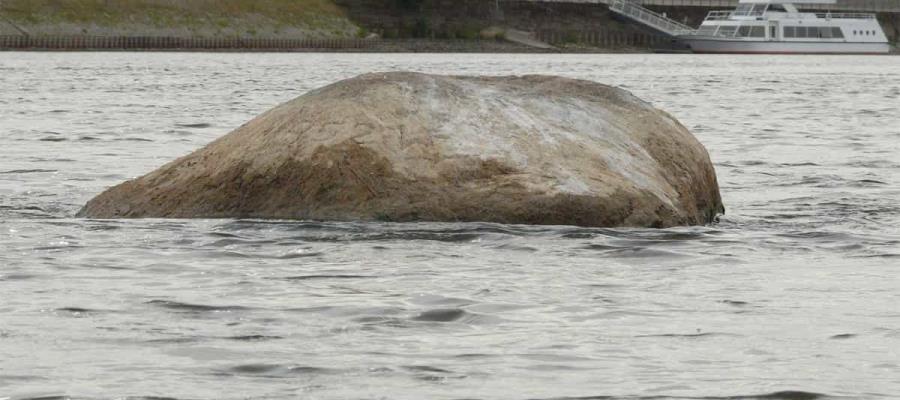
[[703, 10, 877, 22], [704, 11, 733, 21], [814, 12, 877, 19]]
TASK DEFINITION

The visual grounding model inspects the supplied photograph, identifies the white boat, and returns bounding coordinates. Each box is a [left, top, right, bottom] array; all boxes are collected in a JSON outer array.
[[676, 0, 891, 54]]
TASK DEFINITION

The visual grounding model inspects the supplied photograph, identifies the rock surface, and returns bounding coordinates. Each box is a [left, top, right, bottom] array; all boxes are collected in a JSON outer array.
[[78, 72, 724, 227]]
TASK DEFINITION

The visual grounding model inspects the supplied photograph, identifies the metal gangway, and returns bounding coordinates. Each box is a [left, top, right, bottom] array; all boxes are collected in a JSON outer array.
[[608, 0, 698, 36]]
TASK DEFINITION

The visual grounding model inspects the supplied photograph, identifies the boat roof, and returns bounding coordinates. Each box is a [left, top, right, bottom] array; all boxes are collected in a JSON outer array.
[[738, 0, 836, 4]]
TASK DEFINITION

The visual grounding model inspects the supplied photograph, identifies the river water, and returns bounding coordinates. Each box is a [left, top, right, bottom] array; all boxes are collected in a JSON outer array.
[[1, 53, 899, 400]]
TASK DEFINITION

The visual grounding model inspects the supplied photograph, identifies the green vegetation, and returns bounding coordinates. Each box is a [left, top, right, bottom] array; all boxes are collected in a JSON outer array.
[[0, 0, 358, 37]]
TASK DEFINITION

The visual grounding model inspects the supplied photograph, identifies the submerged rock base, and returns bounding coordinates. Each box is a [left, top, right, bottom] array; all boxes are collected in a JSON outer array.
[[79, 72, 724, 227]]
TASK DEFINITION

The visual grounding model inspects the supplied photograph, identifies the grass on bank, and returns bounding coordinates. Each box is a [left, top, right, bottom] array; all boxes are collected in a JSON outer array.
[[0, 0, 351, 32]]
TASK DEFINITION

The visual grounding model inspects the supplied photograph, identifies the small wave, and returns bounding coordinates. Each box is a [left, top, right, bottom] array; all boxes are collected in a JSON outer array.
[[402, 364, 466, 382], [493, 243, 539, 252], [280, 274, 370, 280], [223, 363, 335, 377], [408, 308, 498, 325], [853, 253, 900, 259], [145, 337, 200, 344], [0, 273, 37, 281], [146, 299, 250, 313], [580, 243, 622, 251], [453, 353, 501, 359], [276, 250, 324, 259], [38, 137, 67, 142], [208, 231, 244, 238], [204, 249, 323, 259], [829, 333, 856, 340], [206, 238, 277, 247], [635, 332, 738, 339], [0, 169, 57, 174], [411, 308, 468, 322], [739, 160, 769, 166], [538, 390, 829, 399], [353, 316, 408, 329], [203, 250, 254, 259], [853, 179, 887, 186], [561, 231, 596, 239], [55, 307, 105, 313], [403, 365, 453, 373], [224, 335, 283, 341], [33, 242, 82, 251], [15, 396, 72, 400], [373, 231, 484, 242], [175, 122, 213, 128], [774, 228, 851, 239], [582, 310, 661, 320], [593, 247, 690, 259]]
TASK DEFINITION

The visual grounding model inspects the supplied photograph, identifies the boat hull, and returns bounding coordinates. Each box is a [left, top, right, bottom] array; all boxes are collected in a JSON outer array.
[[678, 37, 891, 54]]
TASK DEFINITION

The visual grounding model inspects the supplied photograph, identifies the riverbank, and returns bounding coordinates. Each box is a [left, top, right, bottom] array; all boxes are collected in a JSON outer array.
[[0, 0, 673, 52], [1, 0, 896, 53], [0, 0, 359, 39]]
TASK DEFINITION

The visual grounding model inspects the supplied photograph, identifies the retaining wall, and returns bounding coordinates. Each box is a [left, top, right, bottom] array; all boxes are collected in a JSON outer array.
[[0, 32, 666, 51], [0, 36, 371, 50]]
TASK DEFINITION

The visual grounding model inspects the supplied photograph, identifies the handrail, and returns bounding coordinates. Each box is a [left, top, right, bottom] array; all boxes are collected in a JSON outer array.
[[703, 10, 877, 21], [815, 12, 876, 19], [609, 0, 697, 36]]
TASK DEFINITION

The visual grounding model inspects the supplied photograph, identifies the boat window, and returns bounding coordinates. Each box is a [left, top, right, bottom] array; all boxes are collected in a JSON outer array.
[[750, 3, 768, 15], [797, 26, 809, 38], [751, 26, 766, 37], [734, 3, 753, 16], [717, 26, 737, 37], [818, 27, 832, 38], [697, 25, 718, 36], [831, 27, 844, 38], [737, 26, 752, 37], [733, 3, 766, 17], [784, 26, 796, 38]]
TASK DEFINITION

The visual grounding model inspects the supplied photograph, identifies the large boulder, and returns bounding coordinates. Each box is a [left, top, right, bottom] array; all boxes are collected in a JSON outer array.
[[78, 72, 724, 227]]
